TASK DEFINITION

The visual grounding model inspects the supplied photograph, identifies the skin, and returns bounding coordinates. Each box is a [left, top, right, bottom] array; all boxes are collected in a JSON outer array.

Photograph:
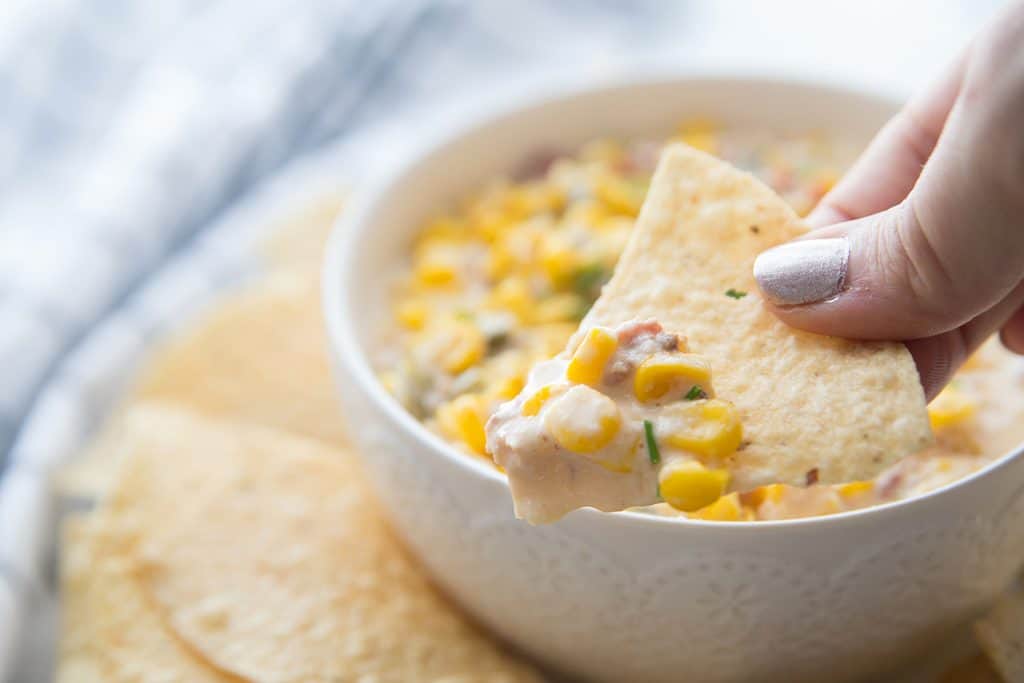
[[758, 0, 1024, 401]]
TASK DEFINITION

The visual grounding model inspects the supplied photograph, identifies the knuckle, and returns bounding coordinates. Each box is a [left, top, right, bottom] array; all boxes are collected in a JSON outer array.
[[891, 109, 941, 166], [878, 203, 965, 333]]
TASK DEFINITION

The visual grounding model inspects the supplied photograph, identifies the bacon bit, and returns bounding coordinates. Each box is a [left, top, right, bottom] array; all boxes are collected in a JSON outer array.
[[617, 319, 663, 345], [513, 147, 563, 180], [656, 332, 680, 351], [805, 468, 820, 486], [771, 166, 794, 192], [603, 359, 633, 385], [738, 490, 760, 507], [628, 141, 661, 173], [876, 468, 905, 498]]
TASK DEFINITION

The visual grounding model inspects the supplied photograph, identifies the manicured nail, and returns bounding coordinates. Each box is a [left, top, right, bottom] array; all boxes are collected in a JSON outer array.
[[753, 237, 849, 306]]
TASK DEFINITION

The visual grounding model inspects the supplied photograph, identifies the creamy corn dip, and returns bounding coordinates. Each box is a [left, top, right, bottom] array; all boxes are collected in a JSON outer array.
[[377, 120, 1024, 522], [487, 319, 741, 523]]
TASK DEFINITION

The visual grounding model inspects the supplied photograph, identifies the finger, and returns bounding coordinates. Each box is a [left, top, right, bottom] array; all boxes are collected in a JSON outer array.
[[1000, 304, 1024, 354], [806, 50, 968, 228], [908, 280, 1024, 400], [756, 175, 1024, 342]]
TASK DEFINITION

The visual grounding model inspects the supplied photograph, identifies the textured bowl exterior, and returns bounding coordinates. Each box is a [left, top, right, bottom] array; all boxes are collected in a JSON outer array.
[[323, 75, 1024, 682]]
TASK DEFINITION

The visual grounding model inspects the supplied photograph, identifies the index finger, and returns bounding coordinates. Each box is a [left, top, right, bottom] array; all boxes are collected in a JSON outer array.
[[806, 50, 968, 228]]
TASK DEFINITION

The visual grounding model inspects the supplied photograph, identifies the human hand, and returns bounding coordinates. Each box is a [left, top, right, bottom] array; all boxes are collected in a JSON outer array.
[[753, 1, 1024, 401]]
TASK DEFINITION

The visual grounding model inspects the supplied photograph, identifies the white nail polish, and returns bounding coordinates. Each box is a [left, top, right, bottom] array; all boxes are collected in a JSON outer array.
[[753, 237, 849, 306]]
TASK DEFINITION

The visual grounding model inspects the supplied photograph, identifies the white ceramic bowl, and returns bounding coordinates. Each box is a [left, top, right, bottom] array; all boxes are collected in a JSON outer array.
[[323, 76, 1024, 683]]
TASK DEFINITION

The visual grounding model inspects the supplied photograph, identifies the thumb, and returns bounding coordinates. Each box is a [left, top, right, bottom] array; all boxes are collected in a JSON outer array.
[[754, 71, 1024, 343], [753, 198, 1020, 341], [753, 7, 1024, 399], [753, 195, 1024, 399]]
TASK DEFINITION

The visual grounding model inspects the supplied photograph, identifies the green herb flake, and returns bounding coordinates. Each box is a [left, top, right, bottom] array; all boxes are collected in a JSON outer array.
[[643, 419, 661, 465], [572, 295, 593, 323], [486, 332, 510, 355], [572, 263, 610, 299], [725, 288, 747, 299], [454, 309, 475, 321], [684, 385, 707, 401]]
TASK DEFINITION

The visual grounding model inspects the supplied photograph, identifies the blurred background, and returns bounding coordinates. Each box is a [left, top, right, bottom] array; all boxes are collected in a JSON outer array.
[[0, 0, 1006, 465], [0, 0, 1010, 680]]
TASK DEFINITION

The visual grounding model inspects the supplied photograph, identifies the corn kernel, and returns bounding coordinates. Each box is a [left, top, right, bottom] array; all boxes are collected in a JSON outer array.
[[437, 322, 486, 374], [961, 350, 986, 371], [594, 172, 646, 217], [814, 494, 844, 517], [567, 326, 618, 386], [580, 138, 625, 166], [501, 187, 532, 221], [496, 374, 525, 400], [485, 242, 515, 279], [473, 210, 513, 243], [532, 293, 584, 324], [396, 300, 428, 330], [837, 480, 874, 499], [596, 437, 639, 474], [633, 353, 712, 403], [562, 200, 608, 228], [490, 223, 544, 275], [663, 399, 743, 460], [810, 169, 839, 201], [420, 217, 468, 242], [531, 323, 578, 358], [416, 262, 456, 286], [521, 384, 555, 416], [436, 394, 489, 455], [928, 385, 975, 429], [676, 118, 719, 154], [544, 385, 621, 454], [536, 184, 567, 214], [741, 484, 787, 508], [379, 370, 399, 395], [489, 277, 534, 321], [659, 460, 729, 512], [539, 233, 581, 286], [414, 242, 462, 286], [690, 492, 748, 522]]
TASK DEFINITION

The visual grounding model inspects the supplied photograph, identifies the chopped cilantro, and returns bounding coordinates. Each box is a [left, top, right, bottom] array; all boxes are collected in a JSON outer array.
[[643, 419, 660, 465], [725, 288, 747, 299], [486, 332, 509, 354], [573, 300, 593, 323], [572, 263, 610, 299], [684, 385, 707, 401]]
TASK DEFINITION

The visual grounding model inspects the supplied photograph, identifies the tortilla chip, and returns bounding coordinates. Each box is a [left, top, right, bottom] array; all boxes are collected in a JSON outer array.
[[974, 588, 1024, 682], [584, 144, 931, 490], [57, 515, 230, 682], [56, 414, 139, 501], [96, 405, 542, 683], [58, 270, 345, 500], [134, 269, 346, 445], [260, 194, 344, 272]]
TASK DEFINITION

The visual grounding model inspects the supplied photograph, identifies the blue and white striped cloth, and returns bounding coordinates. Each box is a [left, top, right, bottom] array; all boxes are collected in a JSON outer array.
[[0, 1, 995, 679]]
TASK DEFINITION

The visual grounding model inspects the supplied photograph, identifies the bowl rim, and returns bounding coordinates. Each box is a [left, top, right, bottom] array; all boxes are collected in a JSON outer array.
[[322, 70, 1024, 533]]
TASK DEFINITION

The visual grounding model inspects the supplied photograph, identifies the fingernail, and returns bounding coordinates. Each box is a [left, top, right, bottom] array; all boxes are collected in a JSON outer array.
[[753, 237, 849, 306]]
